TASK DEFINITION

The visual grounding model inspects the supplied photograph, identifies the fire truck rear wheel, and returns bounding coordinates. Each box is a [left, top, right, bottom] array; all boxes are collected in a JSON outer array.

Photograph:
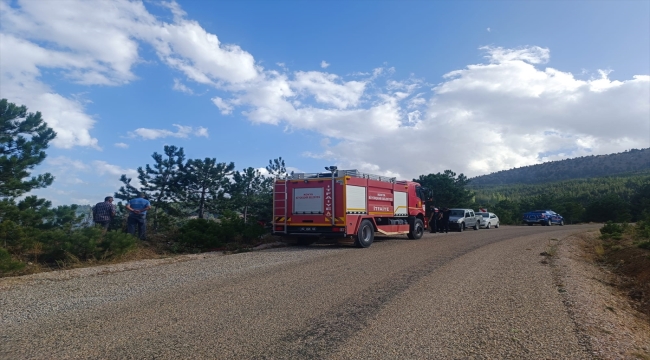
[[355, 220, 374, 248], [407, 218, 424, 240]]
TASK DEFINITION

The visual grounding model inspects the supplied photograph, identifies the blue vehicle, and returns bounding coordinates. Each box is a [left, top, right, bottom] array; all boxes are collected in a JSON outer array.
[[522, 210, 564, 226]]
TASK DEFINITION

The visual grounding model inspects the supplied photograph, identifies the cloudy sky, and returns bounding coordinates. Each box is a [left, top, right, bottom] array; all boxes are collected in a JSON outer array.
[[1, 0, 648, 205]]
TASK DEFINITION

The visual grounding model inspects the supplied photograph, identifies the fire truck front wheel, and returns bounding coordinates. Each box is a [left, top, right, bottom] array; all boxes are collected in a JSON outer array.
[[407, 218, 424, 240], [355, 220, 375, 248]]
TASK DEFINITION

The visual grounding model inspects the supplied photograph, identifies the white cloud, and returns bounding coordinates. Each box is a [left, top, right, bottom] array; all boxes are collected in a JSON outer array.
[[0, 34, 100, 149], [173, 79, 194, 94], [47, 156, 89, 171], [0, 0, 258, 149], [199, 44, 648, 180], [114, 142, 129, 148], [194, 126, 209, 137], [212, 96, 234, 114], [236, 46, 649, 179], [487, 27, 491, 32], [129, 124, 209, 140], [291, 71, 366, 109], [481, 45, 550, 64], [145, 17, 260, 85], [30, 157, 138, 205], [321, 60, 330, 69], [92, 160, 137, 178]]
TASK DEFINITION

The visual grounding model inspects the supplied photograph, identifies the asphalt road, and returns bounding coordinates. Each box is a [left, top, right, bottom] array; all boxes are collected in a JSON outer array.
[[1, 224, 601, 359]]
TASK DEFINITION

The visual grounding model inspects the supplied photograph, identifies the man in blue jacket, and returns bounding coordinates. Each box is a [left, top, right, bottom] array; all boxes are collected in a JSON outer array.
[[126, 192, 151, 240]]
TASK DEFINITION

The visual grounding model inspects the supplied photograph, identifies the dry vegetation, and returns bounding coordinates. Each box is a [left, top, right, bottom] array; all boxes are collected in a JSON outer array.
[[580, 227, 650, 320]]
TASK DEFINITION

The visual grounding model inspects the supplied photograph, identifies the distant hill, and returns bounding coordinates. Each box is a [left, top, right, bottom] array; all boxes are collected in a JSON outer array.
[[469, 148, 650, 186]]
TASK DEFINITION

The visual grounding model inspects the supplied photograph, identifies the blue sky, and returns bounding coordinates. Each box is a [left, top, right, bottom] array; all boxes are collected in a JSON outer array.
[[1, 0, 649, 205]]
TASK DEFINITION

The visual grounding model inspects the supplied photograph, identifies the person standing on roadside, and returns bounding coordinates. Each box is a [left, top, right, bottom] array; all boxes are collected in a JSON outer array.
[[429, 205, 439, 233], [126, 192, 151, 240], [442, 207, 451, 233], [92, 196, 116, 233], [437, 208, 444, 233]]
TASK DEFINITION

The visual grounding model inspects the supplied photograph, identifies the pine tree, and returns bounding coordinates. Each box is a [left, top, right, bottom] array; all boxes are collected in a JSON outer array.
[[182, 158, 235, 219], [116, 146, 185, 232], [265, 157, 288, 178], [414, 170, 474, 208], [230, 167, 269, 223], [0, 99, 56, 198]]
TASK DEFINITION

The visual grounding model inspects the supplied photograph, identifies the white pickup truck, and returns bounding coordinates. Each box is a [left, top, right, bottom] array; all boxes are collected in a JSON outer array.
[[447, 208, 481, 232]]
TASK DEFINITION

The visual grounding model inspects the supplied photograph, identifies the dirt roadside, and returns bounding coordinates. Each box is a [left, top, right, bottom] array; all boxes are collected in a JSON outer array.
[[552, 231, 650, 359]]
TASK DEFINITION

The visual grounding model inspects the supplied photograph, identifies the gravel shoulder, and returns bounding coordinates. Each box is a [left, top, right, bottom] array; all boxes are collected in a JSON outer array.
[[1, 225, 648, 359], [552, 230, 650, 359]]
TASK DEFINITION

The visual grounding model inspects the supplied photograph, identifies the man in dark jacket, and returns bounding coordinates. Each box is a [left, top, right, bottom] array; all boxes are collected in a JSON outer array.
[[429, 206, 439, 233], [441, 207, 451, 233], [92, 196, 116, 233]]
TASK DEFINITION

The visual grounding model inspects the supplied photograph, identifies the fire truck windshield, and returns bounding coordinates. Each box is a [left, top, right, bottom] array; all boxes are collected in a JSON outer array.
[[416, 185, 428, 200]]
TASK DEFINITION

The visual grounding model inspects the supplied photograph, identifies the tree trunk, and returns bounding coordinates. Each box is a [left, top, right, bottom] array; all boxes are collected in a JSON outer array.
[[198, 189, 206, 219]]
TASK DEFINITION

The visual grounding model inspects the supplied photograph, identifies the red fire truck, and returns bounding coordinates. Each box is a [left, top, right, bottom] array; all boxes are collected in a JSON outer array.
[[272, 167, 428, 248]]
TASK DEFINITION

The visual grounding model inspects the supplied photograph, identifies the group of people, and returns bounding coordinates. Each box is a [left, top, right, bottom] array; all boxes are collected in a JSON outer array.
[[427, 200, 451, 234], [92, 193, 151, 240]]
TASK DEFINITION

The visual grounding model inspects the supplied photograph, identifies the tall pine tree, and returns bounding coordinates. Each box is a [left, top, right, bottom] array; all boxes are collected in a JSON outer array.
[[181, 158, 235, 219], [0, 99, 56, 198]]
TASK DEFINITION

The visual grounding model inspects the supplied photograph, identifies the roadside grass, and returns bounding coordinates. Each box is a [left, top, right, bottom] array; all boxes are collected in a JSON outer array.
[[0, 231, 286, 278], [540, 238, 559, 264], [587, 221, 650, 319], [547, 238, 559, 256]]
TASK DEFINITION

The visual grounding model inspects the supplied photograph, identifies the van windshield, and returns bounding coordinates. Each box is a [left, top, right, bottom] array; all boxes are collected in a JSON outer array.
[[450, 210, 464, 217]]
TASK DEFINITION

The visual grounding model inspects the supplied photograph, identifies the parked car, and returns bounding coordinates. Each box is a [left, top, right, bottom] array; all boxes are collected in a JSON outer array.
[[477, 211, 500, 229], [522, 210, 564, 226], [448, 208, 481, 231]]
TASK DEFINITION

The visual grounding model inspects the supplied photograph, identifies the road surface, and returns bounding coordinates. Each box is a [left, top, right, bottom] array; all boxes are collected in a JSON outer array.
[[1, 224, 601, 359]]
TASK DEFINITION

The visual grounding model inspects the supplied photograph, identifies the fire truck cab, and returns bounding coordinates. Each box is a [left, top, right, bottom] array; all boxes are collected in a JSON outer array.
[[273, 168, 428, 248]]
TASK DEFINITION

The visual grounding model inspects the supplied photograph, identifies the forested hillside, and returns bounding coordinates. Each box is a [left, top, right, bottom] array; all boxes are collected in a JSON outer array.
[[473, 173, 650, 204], [471, 172, 650, 225], [470, 148, 650, 186]]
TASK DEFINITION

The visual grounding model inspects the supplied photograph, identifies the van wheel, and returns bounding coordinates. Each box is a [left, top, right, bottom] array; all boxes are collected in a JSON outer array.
[[407, 218, 424, 240], [486, 222, 491, 229], [458, 222, 464, 232], [559, 220, 564, 226], [355, 220, 374, 248], [495, 222, 499, 228], [473, 222, 479, 230], [546, 219, 552, 226]]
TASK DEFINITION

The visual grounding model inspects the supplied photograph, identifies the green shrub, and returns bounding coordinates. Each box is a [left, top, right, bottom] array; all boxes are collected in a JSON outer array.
[[100, 231, 138, 257], [217, 211, 246, 242], [177, 214, 268, 251], [633, 213, 650, 241], [0, 220, 30, 252], [241, 221, 266, 244], [178, 218, 224, 249], [37, 227, 139, 262], [638, 241, 650, 250], [38, 227, 103, 262], [217, 211, 266, 244], [0, 247, 25, 274], [600, 221, 625, 240]]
